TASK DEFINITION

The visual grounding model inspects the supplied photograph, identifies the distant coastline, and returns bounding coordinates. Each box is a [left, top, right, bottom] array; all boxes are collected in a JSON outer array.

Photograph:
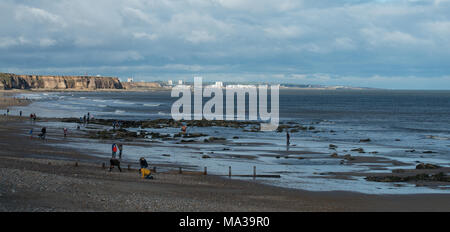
[[0, 72, 378, 92]]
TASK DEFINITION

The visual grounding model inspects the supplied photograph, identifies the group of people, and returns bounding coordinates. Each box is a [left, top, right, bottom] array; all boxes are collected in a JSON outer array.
[[109, 143, 123, 172], [29, 113, 37, 121], [4, 109, 23, 117], [108, 143, 153, 179], [29, 126, 69, 140], [112, 121, 122, 131], [80, 112, 92, 124]]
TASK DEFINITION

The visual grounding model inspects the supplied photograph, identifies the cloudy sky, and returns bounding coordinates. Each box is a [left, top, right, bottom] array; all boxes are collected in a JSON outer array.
[[1, 0, 450, 89]]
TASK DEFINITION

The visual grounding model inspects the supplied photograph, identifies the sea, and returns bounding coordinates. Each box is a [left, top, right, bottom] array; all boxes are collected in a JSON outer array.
[[9, 89, 450, 194]]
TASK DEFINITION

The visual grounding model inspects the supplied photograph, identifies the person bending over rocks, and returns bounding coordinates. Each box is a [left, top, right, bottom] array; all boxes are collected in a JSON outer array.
[[109, 158, 122, 172]]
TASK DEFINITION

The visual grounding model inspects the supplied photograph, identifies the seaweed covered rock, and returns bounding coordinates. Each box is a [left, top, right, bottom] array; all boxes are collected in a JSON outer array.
[[366, 173, 450, 182]]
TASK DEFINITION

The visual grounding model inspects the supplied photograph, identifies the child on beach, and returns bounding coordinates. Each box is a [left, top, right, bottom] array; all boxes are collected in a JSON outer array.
[[140, 168, 153, 179], [139, 157, 152, 179]]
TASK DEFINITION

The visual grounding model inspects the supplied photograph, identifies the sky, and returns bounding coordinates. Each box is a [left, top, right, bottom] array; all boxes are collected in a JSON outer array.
[[1, 0, 450, 89]]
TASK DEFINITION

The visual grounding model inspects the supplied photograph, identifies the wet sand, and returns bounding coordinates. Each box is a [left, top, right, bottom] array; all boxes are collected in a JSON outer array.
[[1, 96, 450, 211]]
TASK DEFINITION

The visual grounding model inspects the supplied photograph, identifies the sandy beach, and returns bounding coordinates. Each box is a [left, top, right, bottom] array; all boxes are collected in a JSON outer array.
[[0, 94, 449, 212]]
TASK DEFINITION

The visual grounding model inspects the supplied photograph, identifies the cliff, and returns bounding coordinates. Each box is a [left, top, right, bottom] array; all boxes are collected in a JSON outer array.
[[0, 73, 123, 90]]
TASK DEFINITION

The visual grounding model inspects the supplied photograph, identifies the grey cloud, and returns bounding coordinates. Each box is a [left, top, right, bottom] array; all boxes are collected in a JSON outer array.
[[0, 0, 449, 89]]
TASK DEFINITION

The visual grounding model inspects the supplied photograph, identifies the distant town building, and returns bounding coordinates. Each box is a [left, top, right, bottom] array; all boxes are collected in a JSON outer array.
[[127, 77, 134, 83], [168, 80, 173, 85], [212, 81, 223, 88], [178, 80, 183, 85]]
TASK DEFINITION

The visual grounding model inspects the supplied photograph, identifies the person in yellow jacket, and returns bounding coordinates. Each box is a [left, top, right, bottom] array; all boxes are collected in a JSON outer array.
[[141, 168, 152, 179]]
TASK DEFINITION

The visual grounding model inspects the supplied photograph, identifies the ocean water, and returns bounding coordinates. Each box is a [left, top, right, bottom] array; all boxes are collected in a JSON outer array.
[[9, 90, 450, 194]]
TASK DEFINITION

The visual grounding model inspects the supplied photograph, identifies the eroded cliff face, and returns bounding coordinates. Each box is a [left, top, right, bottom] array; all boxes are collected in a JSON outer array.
[[0, 73, 123, 90]]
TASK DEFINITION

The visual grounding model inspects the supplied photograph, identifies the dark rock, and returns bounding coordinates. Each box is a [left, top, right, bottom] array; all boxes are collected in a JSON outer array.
[[423, 151, 436, 154], [416, 163, 441, 169], [351, 148, 365, 153], [366, 173, 449, 183]]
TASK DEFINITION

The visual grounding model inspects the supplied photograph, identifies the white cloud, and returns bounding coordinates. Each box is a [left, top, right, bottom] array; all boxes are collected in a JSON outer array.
[[263, 25, 303, 39], [39, 38, 57, 47], [133, 32, 158, 41], [15, 5, 65, 27], [186, 30, 216, 43], [361, 27, 429, 47]]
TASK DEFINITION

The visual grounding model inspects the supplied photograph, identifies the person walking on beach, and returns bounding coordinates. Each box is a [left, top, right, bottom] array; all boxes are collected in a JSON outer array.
[[29, 128, 33, 139], [112, 143, 118, 158], [63, 128, 68, 137], [118, 144, 123, 160], [286, 130, 290, 151], [19, 111, 22, 117], [6, 109, 9, 116], [39, 127, 47, 140]]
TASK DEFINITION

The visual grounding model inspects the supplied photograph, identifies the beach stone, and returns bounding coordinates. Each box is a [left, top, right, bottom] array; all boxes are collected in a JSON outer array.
[[330, 153, 339, 158], [344, 154, 355, 161], [329, 144, 338, 149], [359, 138, 371, 142]]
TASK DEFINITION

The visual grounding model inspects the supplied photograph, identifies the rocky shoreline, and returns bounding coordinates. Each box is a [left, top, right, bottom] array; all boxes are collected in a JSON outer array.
[[1, 115, 450, 211]]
